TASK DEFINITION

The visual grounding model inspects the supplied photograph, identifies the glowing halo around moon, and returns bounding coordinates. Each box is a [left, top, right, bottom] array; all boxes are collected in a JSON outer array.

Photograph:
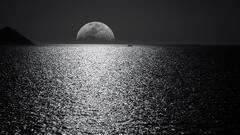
[[76, 22, 115, 43]]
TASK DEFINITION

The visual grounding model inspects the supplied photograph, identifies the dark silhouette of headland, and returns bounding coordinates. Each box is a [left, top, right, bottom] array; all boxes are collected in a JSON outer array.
[[0, 27, 34, 46]]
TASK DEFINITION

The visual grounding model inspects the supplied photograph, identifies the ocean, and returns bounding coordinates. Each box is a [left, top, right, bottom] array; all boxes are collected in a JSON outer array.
[[0, 45, 240, 134]]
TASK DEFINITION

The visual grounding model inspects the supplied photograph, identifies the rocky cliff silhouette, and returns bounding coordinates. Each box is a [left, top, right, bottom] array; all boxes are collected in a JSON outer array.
[[0, 27, 34, 46]]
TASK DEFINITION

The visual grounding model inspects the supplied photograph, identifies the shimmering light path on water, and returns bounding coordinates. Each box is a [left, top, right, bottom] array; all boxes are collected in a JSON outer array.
[[0, 45, 239, 134]]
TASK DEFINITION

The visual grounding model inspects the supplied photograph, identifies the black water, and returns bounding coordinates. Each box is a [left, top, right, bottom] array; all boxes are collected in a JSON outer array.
[[0, 45, 240, 135]]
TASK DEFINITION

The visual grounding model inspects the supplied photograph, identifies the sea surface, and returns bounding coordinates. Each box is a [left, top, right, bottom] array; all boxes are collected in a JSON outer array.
[[0, 45, 240, 135]]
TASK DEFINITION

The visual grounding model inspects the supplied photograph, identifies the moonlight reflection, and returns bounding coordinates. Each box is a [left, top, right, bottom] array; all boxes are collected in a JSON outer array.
[[0, 46, 239, 134]]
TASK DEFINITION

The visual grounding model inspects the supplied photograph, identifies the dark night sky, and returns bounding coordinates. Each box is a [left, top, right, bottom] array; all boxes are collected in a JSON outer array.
[[0, 0, 240, 44]]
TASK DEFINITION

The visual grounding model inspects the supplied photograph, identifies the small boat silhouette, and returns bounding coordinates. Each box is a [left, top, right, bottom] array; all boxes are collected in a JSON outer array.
[[128, 44, 133, 47]]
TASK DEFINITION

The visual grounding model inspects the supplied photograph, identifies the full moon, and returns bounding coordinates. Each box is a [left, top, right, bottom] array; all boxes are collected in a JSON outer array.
[[76, 22, 115, 42]]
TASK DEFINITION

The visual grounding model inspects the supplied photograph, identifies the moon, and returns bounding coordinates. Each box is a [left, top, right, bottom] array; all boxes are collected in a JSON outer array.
[[76, 22, 115, 42]]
